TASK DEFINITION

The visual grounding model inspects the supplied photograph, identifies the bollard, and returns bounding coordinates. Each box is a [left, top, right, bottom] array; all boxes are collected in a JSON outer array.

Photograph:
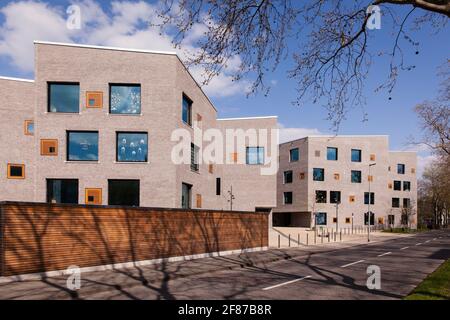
[[340, 231, 342, 241], [321, 229, 324, 244], [278, 234, 280, 248], [328, 231, 331, 242]]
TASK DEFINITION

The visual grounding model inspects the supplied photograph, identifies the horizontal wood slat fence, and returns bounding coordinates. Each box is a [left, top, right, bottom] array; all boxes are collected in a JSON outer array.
[[0, 202, 268, 277]]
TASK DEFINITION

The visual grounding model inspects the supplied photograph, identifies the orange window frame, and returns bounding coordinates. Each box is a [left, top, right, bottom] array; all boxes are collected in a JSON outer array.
[[86, 91, 103, 108], [7, 163, 25, 179], [24, 120, 34, 136]]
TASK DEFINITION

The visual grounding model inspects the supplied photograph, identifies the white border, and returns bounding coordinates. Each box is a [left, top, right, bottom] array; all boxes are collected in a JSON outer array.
[[0, 76, 34, 83]]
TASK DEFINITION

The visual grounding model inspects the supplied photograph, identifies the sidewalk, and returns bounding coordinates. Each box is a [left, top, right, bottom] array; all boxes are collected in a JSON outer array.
[[0, 231, 412, 300]]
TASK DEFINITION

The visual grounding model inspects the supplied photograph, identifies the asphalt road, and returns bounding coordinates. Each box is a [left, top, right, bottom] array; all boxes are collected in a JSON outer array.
[[88, 230, 450, 300]]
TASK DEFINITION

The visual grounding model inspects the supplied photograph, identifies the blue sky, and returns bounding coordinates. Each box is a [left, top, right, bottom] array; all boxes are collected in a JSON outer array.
[[0, 0, 448, 174]]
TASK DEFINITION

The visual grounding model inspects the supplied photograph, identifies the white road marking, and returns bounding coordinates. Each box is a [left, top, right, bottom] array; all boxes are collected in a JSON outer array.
[[341, 260, 365, 268], [416, 243, 422, 246], [262, 276, 312, 291], [425, 240, 431, 243], [378, 252, 392, 257], [433, 238, 437, 240], [400, 246, 409, 250]]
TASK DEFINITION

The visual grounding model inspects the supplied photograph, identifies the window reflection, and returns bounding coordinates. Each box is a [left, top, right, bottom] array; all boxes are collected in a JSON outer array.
[[48, 83, 80, 113], [110, 84, 141, 114], [117, 132, 148, 162], [67, 131, 99, 161]]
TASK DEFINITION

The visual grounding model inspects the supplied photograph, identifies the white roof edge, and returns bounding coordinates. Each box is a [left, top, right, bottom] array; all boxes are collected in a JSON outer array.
[[389, 150, 417, 153], [306, 135, 389, 138], [34, 41, 177, 56], [0, 76, 34, 83], [217, 116, 278, 121]]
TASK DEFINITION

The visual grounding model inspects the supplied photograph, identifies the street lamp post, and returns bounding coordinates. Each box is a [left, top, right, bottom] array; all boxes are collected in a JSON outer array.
[[368, 163, 376, 242], [335, 202, 340, 234]]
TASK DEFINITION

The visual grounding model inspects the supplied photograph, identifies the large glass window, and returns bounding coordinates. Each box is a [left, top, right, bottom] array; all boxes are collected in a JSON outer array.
[[351, 149, 362, 162], [364, 212, 375, 226], [284, 192, 293, 204], [67, 131, 99, 161], [117, 132, 148, 162], [182, 183, 192, 209], [403, 181, 411, 191], [315, 190, 327, 203], [403, 198, 411, 208], [48, 83, 80, 113], [364, 192, 375, 205], [392, 198, 400, 208], [313, 168, 325, 181], [191, 143, 200, 171], [327, 147, 338, 161], [108, 180, 140, 206], [182, 94, 192, 125], [47, 179, 79, 204], [246, 147, 265, 165], [110, 84, 141, 114], [284, 171, 293, 184], [393, 180, 402, 191], [315, 212, 327, 226], [290, 148, 299, 162], [351, 170, 362, 183], [397, 164, 406, 174], [330, 191, 341, 204]]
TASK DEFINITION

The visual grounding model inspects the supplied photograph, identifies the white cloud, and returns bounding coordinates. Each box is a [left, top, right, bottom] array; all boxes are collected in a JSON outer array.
[[0, 0, 246, 98], [417, 154, 437, 178], [278, 123, 323, 143]]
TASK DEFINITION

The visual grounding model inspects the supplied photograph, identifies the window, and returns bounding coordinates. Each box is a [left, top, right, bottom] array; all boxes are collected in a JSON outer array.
[[284, 192, 293, 204], [110, 84, 141, 114], [365, 212, 375, 226], [403, 198, 411, 208], [24, 120, 34, 136], [327, 147, 338, 161], [7, 164, 25, 179], [85, 188, 102, 205], [246, 147, 264, 165], [86, 91, 103, 108], [388, 215, 395, 225], [397, 164, 405, 174], [182, 183, 192, 209], [403, 181, 411, 191], [191, 143, 200, 171], [196, 194, 202, 208], [411, 168, 416, 174], [315, 190, 327, 203], [368, 175, 373, 182], [48, 83, 80, 113], [108, 180, 140, 206], [299, 172, 305, 180], [351, 170, 362, 183], [290, 148, 299, 162], [349, 195, 355, 203], [117, 132, 148, 162], [345, 217, 351, 224], [333, 217, 337, 223], [393, 180, 402, 191], [67, 131, 99, 161], [313, 168, 325, 181], [47, 179, 78, 204], [284, 171, 293, 184], [182, 94, 192, 125], [392, 198, 400, 208], [334, 173, 340, 180], [330, 191, 341, 204], [351, 149, 362, 162], [315, 212, 327, 226], [40, 139, 58, 156], [364, 192, 375, 205], [216, 178, 221, 196], [378, 217, 384, 225], [370, 154, 376, 161]]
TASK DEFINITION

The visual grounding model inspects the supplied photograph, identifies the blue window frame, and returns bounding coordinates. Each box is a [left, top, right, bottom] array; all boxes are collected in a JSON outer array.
[[313, 168, 325, 181], [117, 132, 148, 162], [315, 212, 327, 226], [290, 148, 299, 162], [182, 94, 192, 125], [351, 149, 362, 162], [351, 170, 362, 183], [67, 131, 99, 161], [327, 147, 338, 161], [48, 83, 80, 113], [397, 164, 405, 174], [110, 84, 141, 114], [246, 147, 265, 165]]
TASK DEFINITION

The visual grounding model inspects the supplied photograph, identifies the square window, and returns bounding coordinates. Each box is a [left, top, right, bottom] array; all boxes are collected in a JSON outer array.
[[246, 147, 264, 165], [349, 195, 355, 203], [411, 168, 416, 174], [345, 217, 351, 224], [397, 164, 406, 174], [368, 175, 374, 182], [351, 170, 362, 183], [313, 168, 325, 181], [392, 198, 400, 208], [351, 149, 362, 162], [403, 198, 411, 208], [191, 143, 200, 171], [388, 183, 393, 189], [365, 212, 375, 226], [315, 190, 327, 203], [47, 179, 78, 204], [330, 191, 341, 204], [67, 131, 99, 161], [370, 154, 376, 161], [284, 192, 293, 204], [393, 180, 402, 191], [364, 192, 375, 205], [24, 120, 34, 136], [108, 180, 140, 206], [403, 181, 411, 191], [333, 217, 337, 223], [85, 188, 102, 205], [117, 132, 148, 162], [48, 83, 80, 113], [327, 147, 338, 161], [299, 172, 305, 180], [182, 183, 192, 208], [334, 173, 340, 180], [378, 217, 384, 224], [86, 91, 103, 108], [110, 84, 141, 114], [7, 164, 25, 179], [40, 139, 58, 156], [290, 148, 299, 162], [182, 94, 192, 125], [284, 171, 293, 184], [315, 212, 327, 225]]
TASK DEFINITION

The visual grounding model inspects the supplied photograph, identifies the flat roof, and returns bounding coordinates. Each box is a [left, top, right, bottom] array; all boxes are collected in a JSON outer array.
[[217, 116, 278, 121], [0, 76, 34, 83], [280, 135, 389, 145]]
